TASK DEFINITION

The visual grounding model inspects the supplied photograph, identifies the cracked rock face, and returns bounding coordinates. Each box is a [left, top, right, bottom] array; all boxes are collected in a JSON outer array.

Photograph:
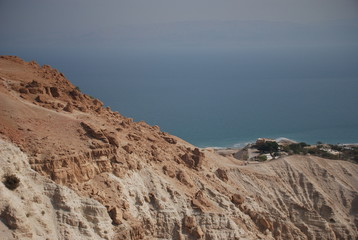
[[0, 56, 358, 240], [0, 139, 114, 240]]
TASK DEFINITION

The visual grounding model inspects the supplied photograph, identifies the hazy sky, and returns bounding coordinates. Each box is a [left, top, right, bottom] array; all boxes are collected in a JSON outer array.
[[1, 0, 357, 35], [1, 0, 357, 53]]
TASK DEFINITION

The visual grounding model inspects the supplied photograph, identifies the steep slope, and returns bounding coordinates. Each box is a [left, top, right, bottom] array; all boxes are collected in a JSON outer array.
[[0, 138, 114, 240], [0, 56, 357, 240]]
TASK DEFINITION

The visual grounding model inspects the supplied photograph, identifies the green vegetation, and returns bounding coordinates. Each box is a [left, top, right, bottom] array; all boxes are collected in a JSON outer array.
[[256, 141, 279, 155], [248, 139, 358, 164], [282, 142, 358, 163], [337, 146, 358, 163], [307, 147, 336, 159], [283, 142, 309, 154], [257, 155, 267, 162], [251, 141, 358, 163]]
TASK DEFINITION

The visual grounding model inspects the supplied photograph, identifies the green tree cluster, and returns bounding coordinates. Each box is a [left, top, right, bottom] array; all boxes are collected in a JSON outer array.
[[256, 141, 279, 155], [283, 142, 309, 154]]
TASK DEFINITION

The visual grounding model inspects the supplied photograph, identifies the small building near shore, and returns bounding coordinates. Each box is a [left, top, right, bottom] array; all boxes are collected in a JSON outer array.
[[256, 138, 276, 146]]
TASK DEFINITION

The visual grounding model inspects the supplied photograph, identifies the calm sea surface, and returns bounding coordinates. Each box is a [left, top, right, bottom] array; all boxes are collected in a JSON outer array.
[[20, 48, 358, 147]]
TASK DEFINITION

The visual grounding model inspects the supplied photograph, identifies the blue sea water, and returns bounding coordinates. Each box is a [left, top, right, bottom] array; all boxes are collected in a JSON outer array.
[[18, 47, 358, 148]]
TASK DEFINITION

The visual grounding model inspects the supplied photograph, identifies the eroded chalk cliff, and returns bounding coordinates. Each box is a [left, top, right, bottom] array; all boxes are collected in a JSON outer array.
[[0, 138, 114, 240]]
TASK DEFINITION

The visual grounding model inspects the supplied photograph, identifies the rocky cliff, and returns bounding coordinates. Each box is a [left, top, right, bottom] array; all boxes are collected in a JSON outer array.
[[0, 56, 357, 240]]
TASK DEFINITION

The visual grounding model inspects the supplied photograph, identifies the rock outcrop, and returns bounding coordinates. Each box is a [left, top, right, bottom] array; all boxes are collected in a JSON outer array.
[[0, 56, 357, 240], [0, 139, 114, 240]]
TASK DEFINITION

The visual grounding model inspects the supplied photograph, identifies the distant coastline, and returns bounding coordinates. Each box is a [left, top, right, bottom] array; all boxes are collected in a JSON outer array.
[[200, 137, 358, 150], [205, 137, 358, 164]]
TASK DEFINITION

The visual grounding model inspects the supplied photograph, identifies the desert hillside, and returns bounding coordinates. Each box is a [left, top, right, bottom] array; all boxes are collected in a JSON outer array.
[[0, 56, 357, 240]]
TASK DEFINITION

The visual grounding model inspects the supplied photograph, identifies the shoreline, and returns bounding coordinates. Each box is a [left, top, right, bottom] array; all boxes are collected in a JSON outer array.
[[202, 137, 358, 162], [199, 137, 358, 150]]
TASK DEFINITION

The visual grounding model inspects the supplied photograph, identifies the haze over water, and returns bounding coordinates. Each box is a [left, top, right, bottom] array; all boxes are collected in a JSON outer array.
[[1, 1, 358, 147], [28, 46, 357, 147]]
